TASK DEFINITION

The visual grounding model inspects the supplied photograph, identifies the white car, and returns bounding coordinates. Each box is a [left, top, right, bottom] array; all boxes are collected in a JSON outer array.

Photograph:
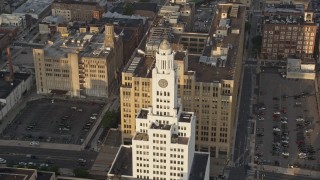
[[274, 111, 281, 115], [258, 117, 264, 121], [305, 129, 313, 133], [282, 140, 289, 144], [296, 117, 304, 122], [40, 163, 49, 167], [298, 153, 307, 159], [28, 162, 36, 166], [19, 162, 27, 166], [0, 158, 6, 164], [90, 116, 97, 120], [282, 152, 289, 156], [30, 141, 40, 146], [281, 120, 288, 124], [273, 128, 281, 132]]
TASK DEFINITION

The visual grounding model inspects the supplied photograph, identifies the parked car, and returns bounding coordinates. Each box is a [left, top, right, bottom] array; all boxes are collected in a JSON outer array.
[[258, 117, 264, 121], [90, 116, 97, 120], [0, 158, 6, 164], [298, 153, 307, 159], [18, 162, 27, 166], [282, 152, 289, 156], [273, 128, 281, 132], [29, 141, 40, 146], [296, 117, 304, 122]]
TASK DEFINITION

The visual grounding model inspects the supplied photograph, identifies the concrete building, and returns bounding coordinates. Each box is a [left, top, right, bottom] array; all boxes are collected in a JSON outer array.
[[0, 13, 26, 30], [0, 167, 55, 180], [120, 4, 246, 169], [33, 24, 123, 98], [261, 5, 317, 62], [39, 16, 64, 35], [0, 73, 32, 124], [286, 58, 315, 80], [51, 0, 108, 22], [13, 0, 53, 20], [108, 40, 210, 180]]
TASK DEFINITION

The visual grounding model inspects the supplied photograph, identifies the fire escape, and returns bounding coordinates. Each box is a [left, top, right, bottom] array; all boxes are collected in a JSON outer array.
[[78, 60, 86, 96]]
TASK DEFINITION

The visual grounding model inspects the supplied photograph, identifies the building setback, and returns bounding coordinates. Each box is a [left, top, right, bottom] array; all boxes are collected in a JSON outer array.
[[33, 24, 123, 98], [108, 40, 210, 180]]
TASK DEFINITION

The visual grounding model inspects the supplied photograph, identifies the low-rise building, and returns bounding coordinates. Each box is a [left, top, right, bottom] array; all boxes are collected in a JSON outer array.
[[51, 0, 108, 22], [0, 167, 55, 180], [33, 24, 123, 98], [260, 4, 317, 62], [39, 16, 64, 35], [0, 13, 26, 30], [286, 58, 315, 80], [0, 72, 32, 125], [13, 0, 53, 20]]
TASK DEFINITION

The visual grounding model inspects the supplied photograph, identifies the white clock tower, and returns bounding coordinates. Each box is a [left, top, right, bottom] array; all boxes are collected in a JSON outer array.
[[152, 39, 178, 117]]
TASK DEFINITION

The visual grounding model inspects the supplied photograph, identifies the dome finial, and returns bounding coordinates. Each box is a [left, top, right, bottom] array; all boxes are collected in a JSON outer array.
[[159, 38, 171, 50]]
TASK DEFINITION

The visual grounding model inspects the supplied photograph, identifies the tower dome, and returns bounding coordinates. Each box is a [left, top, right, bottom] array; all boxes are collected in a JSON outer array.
[[159, 39, 171, 50]]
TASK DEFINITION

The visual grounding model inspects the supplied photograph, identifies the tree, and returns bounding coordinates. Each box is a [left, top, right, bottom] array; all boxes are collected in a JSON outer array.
[[123, 3, 134, 16], [102, 110, 120, 128], [74, 168, 89, 178], [251, 35, 262, 52], [245, 22, 251, 33]]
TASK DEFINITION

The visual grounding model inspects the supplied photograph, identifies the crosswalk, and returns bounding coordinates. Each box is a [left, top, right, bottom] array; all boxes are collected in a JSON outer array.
[[247, 169, 256, 180]]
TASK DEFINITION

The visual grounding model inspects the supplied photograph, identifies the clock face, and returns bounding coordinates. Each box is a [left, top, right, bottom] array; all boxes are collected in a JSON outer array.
[[158, 79, 168, 88]]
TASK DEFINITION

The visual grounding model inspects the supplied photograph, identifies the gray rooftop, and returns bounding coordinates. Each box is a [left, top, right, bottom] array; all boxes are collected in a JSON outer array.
[[179, 112, 193, 123], [0, 72, 31, 99], [189, 153, 210, 180], [13, 0, 53, 16], [109, 146, 133, 176]]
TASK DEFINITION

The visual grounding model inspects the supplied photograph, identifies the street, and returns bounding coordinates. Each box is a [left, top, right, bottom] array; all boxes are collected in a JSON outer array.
[[0, 146, 98, 169]]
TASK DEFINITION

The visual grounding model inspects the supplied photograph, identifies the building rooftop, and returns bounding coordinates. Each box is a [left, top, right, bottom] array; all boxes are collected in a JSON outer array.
[[171, 134, 189, 145], [42, 31, 120, 59], [108, 146, 133, 176], [36, 171, 55, 180], [13, 0, 53, 17], [93, 17, 144, 28], [53, 0, 108, 7], [150, 122, 171, 130], [137, 109, 149, 119], [189, 153, 210, 180], [0, 168, 36, 180], [123, 56, 154, 78], [0, 72, 31, 99], [179, 112, 193, 123], [134, 132, 149, 141]]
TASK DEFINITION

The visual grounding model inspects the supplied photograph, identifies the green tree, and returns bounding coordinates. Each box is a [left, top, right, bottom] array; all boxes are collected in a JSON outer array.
[[49, 166, 60, 175], [74, 168, 89, 178], [123, 3, 134, 16], [251, 35, 262, 52], [245, 22, 251, 33], [102, 110, 120, 128]]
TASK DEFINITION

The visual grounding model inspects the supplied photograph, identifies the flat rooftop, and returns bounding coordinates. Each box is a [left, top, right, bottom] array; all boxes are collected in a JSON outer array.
[[43, 32, 118, 59], [93, 17, 144, 28], [0, 168, 36, 180], [151, 122, 171, 130], [123, 56, 154, 78], [133, 132, 149, 141], [36, 171, 55, 180], [53, 0, 107, 6], [189, 153, 209, 180], [179, 112, 193, 123], [0, 72, 31, 99], [109, 146, 133, 176], [13, 0, 53, 16], [137, 109, 148, 119]]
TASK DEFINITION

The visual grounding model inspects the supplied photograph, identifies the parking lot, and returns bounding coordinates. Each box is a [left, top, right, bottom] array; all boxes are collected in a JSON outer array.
[[255, 72, 320, 170], [0, 99, 104, 145]]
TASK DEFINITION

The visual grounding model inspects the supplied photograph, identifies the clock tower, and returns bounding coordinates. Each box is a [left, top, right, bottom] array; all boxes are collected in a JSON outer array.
[[152, 39, 178, 116]]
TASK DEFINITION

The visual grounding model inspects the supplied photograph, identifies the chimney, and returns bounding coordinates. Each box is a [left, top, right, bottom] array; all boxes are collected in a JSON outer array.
[[104, 24, 115, 48], [5, 47, 14, 82]]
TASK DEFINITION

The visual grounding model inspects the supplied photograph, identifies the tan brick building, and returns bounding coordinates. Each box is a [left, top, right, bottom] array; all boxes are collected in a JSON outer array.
[[51, 0, 107, 22], [120, 5, 246, 162], [33, 24, 123, 97]]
